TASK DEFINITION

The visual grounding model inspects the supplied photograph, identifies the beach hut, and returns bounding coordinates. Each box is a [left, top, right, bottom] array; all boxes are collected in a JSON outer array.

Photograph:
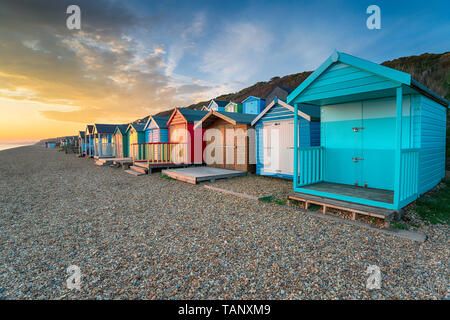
[[85, 125, 94, 157], [194, 111, 257, 172], [78, 131, 86, 155], [126, 122, 146, 161], [224, 101, 243, 113], [92, 124, 118, 158], [167, 108, 208, 164], [251, 98, 320, 179], [242, 96, 266, 114], [205, 99, 229, 112], [113, 124, 129, 158], [287, 51, 449, 211], [265, 86, 293, 104], [144, 116, 170, 143]]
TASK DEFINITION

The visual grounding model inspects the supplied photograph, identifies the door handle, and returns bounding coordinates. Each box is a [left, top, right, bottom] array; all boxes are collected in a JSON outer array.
[[352, 157, 364, 162], [352, 127, 364, 132]]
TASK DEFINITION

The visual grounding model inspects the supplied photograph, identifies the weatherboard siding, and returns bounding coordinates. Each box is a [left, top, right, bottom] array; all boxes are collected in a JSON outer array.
[[254, 102, 319, 179], [293, 62, 399, 104], [418, 95, 447, 195]]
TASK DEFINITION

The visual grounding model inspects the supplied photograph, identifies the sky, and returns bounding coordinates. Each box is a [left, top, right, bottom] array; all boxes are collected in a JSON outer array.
[[0, 0, 449, 142]]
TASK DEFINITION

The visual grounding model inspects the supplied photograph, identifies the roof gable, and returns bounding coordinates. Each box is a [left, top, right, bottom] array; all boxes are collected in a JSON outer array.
[[146, 116, 169, 130], [251, 98, 318, 125], [94, 124, 120, 134], [126, 123, 145, 134], [242, 96, 264, 103], [287, 51, 412, 105], [194, 111, 257, 129]]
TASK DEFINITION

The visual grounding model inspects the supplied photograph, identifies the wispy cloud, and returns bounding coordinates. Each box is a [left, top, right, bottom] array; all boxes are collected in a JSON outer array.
[[201, 23, 273, 85]]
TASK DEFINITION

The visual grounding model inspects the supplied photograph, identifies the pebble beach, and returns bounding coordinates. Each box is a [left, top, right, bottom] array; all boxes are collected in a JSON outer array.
[[0, 146, 448, 299]]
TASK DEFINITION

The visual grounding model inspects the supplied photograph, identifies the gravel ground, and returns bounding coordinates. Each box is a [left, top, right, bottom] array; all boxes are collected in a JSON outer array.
[[0, 146, 448, 300], [205, 174, 293, 198]]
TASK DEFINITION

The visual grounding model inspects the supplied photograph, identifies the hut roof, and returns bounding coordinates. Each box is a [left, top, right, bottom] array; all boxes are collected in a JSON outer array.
[[287, 50, 449, 107], [174, 108, 208, 123], [94, 124, 120, 134], [194, 111, 257, 129], [144, 116, 170, 130]]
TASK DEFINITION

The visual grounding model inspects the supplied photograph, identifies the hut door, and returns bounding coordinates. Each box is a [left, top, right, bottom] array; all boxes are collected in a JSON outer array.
[[263, 123, 275, 172], [280, 120, 294, 175]]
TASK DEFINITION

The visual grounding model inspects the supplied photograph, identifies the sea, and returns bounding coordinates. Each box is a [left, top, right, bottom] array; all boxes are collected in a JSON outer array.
[[0, 143, 35, 151]]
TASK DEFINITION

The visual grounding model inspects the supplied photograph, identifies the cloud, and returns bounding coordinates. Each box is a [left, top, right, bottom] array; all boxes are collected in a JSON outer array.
[[0, 0, 209, 124], [201, 23, 273, 84]]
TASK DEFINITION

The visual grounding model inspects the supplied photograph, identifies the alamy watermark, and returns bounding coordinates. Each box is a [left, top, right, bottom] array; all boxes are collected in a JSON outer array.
[[366, 5, 381, 30], [66, 5, 81, 30], [366, 265, 381, 290], [66, 265, 81, 290]]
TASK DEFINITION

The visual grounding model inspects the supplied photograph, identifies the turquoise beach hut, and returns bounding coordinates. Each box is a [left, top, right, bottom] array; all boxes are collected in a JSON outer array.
[[251, 98, 320, 179], [288, 51, 448, 211]]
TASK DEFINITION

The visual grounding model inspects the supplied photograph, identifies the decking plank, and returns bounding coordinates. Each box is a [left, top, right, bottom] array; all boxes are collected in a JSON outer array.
[[288, 192, 395, 219], [302, 182, 394, 204]]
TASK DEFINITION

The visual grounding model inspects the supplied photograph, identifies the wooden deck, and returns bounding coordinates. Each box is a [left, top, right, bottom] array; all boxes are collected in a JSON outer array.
[[301, 182, 394, 204], [162, 166, 247, 184], [288, 192, 396, 228]]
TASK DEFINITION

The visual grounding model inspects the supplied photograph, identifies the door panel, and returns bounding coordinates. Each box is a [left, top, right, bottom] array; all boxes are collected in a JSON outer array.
[[263, 123, 274, 172], [322, 102, 363, 185], [282, 121, 295, 175]]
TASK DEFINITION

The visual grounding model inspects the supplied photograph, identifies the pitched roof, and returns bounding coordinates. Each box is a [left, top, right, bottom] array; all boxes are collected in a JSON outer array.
[[242, 96, 265, 103], [213, 100, 230, 108], [277, 85, 293, 94], [86, 125, 94, 134], [126, 123, 146, 132], [287, 50, 449, 107], [94, 124, 120, 134], [144, 116, 170, 130], [114, 124, 129, 135], [174, 108, 209, 123], [194, 111, 257, 129], [251, 98, 319, 126], [78, 131, 85, 138]]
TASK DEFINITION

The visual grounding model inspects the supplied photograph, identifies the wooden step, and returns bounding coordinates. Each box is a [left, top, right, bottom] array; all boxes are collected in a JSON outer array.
[[130, 165, 147, 174], [133, 162, 149, 169], [124, 169, 145, 176]]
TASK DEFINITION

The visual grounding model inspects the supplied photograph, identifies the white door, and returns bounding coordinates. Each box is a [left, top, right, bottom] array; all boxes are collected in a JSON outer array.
[[280, 120, 295, 175], [263, 120, 294, 175], [263, 122, 280, 172]]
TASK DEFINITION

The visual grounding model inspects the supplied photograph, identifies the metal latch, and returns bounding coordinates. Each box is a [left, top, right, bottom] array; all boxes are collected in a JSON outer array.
[[352, 127, 364, 132], [352, 157, 364, 162]]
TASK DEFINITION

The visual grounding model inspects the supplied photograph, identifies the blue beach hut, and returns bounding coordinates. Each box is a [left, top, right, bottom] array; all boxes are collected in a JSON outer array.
[[251, 98, 320, 179], [144, 116, 170, 143], [242, 96, 266, 114], [288, 51, 448, 211]]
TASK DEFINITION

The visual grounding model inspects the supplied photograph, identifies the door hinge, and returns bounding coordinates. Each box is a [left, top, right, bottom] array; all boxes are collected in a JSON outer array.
[[352, 157, 364, 162], [352, 127, 364, 132]]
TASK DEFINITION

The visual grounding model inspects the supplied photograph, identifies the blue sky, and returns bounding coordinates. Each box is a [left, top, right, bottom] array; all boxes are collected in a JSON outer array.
[[128, 0, 450, 84], [0, 0, 448, 141]]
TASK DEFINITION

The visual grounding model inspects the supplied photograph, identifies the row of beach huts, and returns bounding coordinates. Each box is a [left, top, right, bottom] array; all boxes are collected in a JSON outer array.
[[46, 52, 448, 225]]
